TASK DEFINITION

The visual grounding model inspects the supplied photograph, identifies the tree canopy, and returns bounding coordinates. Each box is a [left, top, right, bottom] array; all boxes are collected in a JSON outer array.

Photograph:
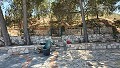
[[0, 0, 119, 24]]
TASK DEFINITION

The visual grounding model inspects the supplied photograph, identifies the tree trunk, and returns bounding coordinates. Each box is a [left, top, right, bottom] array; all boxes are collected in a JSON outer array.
[[95, 0, 99, 19], [58, 22, 61, 36], [0, 7, 11, 46], [96, 10, 99, 19], [79, 0, 88, 42], [22, 0, 31, 45]]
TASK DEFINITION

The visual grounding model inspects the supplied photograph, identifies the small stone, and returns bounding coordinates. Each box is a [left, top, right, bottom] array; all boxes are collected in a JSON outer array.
[[12, 48, 17, 53], [100, 45, 103, 49], [86, 62, 93, 66], [107, 45, 111, 49], [119, 45, 120, 48], [98, 62, 104, 65], [81, 46, 85, 49], [49, 56, 57, 62], [49, 61, 58, 68], [113, 45, 116, 49], [103, 46, 106, 49], [24, 48, 29, 54], [96, 46, 99, 49], [92, 46, 96, 50], [20, 51, 24, 54], [20, 48, 26, 51], [8, 49, 12, 55]]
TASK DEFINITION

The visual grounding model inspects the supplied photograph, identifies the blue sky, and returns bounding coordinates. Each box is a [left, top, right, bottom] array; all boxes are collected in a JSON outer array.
[[1, 0, 120, 15], [113, 1, 120, 14], [1, 1, 11, 15]]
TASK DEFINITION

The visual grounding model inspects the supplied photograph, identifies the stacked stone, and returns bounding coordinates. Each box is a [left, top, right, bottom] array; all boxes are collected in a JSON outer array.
[[8, 47, 29, 55], [65, 27, 113, 35], [11, 36, 24, 45], [100, 27, 113, 34], [31, 36, 41, 44], [116, 34, 120, 42], [52, 37, 62, 43], [62, 34, 114, 43], [88, 34, 114, 42], [67, 42, 120, 50], [5, 36, 52, 45], [87, 29, 94, 34], [62, 35, 83, 43], [88, 34, 101, 42], [31, 36, 51, 44], [6, 45, 42, 55]]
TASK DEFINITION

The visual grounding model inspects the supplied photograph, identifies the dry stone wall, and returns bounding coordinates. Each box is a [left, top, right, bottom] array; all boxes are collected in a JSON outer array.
[[0, 42, 119, 55], [7, 45, 42, 55], [62, 34, 118, 43], [0, 36, 52, 45], [67, 42, 120, 50], [65, 27, 113, 35], [0, 45, 43, 55], [0, 34, 119, 46], [116, 34, 120, 42]]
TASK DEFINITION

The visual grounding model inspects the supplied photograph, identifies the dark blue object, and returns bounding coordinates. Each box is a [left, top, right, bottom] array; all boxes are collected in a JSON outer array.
[[43, 40, 51, 56]]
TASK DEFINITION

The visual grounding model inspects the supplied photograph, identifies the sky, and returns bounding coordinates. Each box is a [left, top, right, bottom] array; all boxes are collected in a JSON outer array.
[[114, 1, 120, 14], [0, 0, 120, 16], [1, 1, 11, 15]]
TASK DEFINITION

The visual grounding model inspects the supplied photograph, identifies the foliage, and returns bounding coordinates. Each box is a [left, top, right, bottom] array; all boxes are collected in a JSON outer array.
[[86, 0, 120, 18], [114, 20, 120, 28], [1, 0, 119, 25], [33, 0, 49, 18], [51, 0, 78, 22], [3, 0, 44, 27]]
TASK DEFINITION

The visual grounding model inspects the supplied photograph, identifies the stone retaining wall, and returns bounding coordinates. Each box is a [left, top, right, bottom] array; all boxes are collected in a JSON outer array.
[[0, 45, 43, 55], [62, 34, 120, 43], [67, 42, 120, 50], [0, 45, 43, 61], [0, 34, 119, 46], [30, 36, 51, 44], [0, 42, 119, 55], [0, 42, 119, 54], [0, 36, 51, 45], [65, 27, 113, 35]]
